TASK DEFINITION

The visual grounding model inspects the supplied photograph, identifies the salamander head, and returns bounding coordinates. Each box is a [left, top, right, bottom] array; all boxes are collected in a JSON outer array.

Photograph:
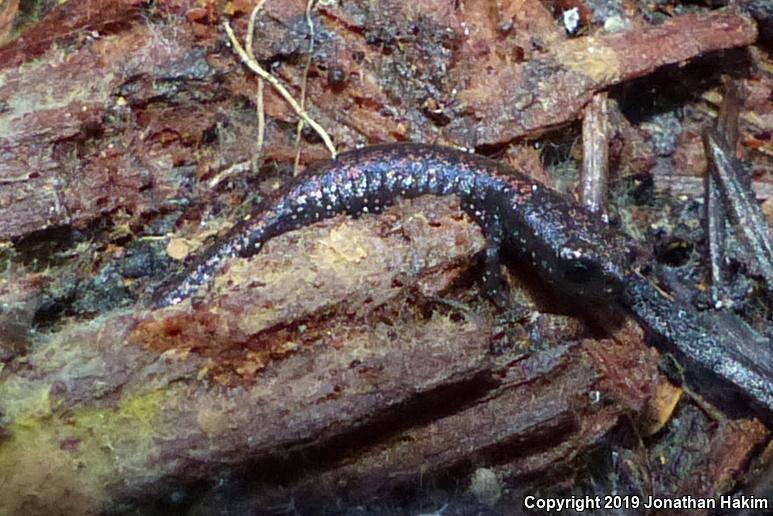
[[551, 244, 629, 301], [516, 198, 634, 302]]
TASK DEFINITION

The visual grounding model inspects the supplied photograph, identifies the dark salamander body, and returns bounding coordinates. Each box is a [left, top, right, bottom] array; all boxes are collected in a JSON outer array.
[[152, 143, 773, 414], [153, 143, 632, 308]]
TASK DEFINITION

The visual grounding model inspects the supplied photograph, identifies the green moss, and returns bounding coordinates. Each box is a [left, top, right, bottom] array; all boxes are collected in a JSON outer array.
[[70, 389, 166, 477], [0, 420, 107, 516], [0, 387, 167, 515], [0, 379, 51, 422]]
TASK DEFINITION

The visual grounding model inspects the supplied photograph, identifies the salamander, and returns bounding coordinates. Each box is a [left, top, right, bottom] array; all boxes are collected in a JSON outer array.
[[151, 143, 772, 413], [152, 143, 633, 308]]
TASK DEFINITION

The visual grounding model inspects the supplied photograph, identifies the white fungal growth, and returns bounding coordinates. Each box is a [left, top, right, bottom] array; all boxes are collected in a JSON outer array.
[[562, 8, 580, 35]]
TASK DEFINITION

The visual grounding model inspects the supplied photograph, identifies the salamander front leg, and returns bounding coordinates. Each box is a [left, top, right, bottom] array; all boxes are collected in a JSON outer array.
[[482, 242, 510, 307]]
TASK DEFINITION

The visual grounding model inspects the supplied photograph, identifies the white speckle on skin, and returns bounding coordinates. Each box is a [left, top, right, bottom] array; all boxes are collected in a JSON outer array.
[[560, 247, 583, 259]]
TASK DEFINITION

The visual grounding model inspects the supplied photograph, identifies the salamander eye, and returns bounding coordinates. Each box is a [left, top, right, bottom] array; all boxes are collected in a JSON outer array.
[[564, 258, 596, 283]]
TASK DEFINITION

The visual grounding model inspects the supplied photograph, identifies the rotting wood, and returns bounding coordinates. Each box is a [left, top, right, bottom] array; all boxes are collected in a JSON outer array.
[[0, 1, 769, 514], [443, 10, 757, 146], [0, 197, 661, 513], [0, 6, 758, 240]]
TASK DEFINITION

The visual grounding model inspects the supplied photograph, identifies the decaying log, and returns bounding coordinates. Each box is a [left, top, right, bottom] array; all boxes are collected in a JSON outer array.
[[0, 4, 758, 240], [0, 197, 659, 514], [245, 337, 660, 512], [444, 11, 757, 146], [0, 1, 769, 514], [2, 198, 484, 512]]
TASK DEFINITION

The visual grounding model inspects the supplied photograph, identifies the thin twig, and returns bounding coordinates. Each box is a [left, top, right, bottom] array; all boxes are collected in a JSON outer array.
[[245, 0, 267, 61], [208, 160, 253, 189], [254, 78, 265, 173], [580, 92, 609, 216], [0, 175, 33, 184], [293, 0, 317, 175], [223, 19, 337, 159], [246, 0, 268, 173]]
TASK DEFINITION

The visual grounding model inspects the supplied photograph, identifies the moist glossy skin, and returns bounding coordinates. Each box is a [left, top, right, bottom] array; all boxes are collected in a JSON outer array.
[[152, 144, 633, 308]]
